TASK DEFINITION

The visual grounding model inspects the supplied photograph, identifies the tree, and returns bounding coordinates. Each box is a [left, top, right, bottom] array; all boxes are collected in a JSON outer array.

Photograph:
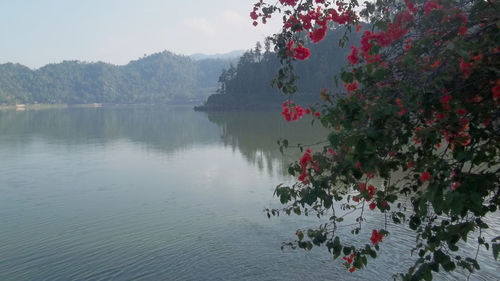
[[251, 0, 500, 279]]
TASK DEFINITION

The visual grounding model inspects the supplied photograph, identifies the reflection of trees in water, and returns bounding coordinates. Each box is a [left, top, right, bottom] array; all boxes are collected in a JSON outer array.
[[0, 107, 328, 177], [0, 106, 220, 153], [205, 111, 328, 177]]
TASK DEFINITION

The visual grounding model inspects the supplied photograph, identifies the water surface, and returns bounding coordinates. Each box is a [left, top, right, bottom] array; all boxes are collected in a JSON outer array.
[[0, 106, 497, 280]]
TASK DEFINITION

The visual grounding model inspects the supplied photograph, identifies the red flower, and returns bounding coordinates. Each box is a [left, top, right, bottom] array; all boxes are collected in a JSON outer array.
[[441, 94, 452, 111], [420, 171, 431, 182], [294, 45, 311, 60], [347, 46, 359, 65], [353, 196, 360, 202], [309, 26, 327, 43], [305, 108, 311, 115], [456, 109, 467, 116], [459, 58, 473, 79], [492, 79, 500, 100], [298, 148, 313, 183], [349, 267, 356, 273], [369, 202, 377, 210], [408, 161, 414, 168], [458, 25, 467, 35], [345, 81, 358, 92], [279, 0, 298, 6], [424, 1, 441, 14], [370, 229, 383, 245], [404, 0, 418, 13], [314, 111, 320, 118], [281, 101, 305, 122], [368, 185, 375, 196], [398, 107, 406, 116], [250, 11, 258, 20], [451, 182, 461, 190]]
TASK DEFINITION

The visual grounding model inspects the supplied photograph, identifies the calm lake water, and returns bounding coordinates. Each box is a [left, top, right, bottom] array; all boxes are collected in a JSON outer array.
[[0, 106, 498, 280]]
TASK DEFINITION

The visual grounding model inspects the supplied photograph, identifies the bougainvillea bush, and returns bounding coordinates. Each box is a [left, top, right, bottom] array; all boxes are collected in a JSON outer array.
[[252, 0, 499, 279]]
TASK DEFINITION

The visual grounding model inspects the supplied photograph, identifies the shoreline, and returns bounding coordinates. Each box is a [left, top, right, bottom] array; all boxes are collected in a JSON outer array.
[[0, 103, 103, 111], [0, 102, 202, 111]]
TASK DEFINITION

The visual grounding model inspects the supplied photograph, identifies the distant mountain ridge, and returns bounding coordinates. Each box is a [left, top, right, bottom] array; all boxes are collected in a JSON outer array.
[[189, 50, 244, 60], [0, 50, 235, 105]]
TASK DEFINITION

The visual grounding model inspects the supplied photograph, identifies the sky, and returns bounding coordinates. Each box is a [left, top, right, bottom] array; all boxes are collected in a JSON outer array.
[[0, 0, 282, 69]]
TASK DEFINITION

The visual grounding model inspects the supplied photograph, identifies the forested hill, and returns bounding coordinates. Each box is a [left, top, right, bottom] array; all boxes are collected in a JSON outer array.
[[197, 27, 363, 110], [0, 51, 235, 105]]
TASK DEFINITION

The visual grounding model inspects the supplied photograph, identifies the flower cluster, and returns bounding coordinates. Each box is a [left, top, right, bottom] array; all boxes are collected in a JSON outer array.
[[342, 253, 356, 273], [298, 148, 320, 183], [347, 46, 359, 65], [286, 41, 311, 60], [281, 100, 305, 121], [259, 0, 500, 278]]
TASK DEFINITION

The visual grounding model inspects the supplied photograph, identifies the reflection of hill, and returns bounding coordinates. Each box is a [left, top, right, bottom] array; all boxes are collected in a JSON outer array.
[[0, 106, 220, 153], [0, 107, 328, 176], [205, 110, 328, 176]]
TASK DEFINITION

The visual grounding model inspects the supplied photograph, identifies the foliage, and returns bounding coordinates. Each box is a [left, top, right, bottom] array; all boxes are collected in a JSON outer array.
[[0, 51, 232, 105], [253, 0, 500, 279]]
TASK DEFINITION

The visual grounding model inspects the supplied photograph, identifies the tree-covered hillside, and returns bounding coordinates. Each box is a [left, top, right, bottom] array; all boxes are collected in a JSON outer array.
[[198, 27, 363, 110], [0, 51, 233, 105]]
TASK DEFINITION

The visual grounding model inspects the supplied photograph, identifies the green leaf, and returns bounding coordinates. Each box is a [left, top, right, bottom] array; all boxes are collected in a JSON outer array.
[[374, 68, 387, 80], [328, 133, 340, 147], [493, 243, 500, 260], [341, 71, 354, 83], [298, 231, 304, 241]]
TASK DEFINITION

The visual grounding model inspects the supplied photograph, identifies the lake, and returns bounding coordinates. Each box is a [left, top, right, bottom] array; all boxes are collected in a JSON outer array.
[[0, 106, 498, 280]]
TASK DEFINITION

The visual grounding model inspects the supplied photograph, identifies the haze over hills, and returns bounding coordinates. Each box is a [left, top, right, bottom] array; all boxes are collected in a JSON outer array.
[[190, 50, 245, 61], [0, 50, 237, 105]]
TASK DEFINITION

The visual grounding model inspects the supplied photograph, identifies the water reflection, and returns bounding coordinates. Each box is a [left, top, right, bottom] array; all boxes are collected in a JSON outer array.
[[0, 106, 326, 177], [205, 110, 328, 176], [0, 106, 220, 152], [0, 106, 497, 281]]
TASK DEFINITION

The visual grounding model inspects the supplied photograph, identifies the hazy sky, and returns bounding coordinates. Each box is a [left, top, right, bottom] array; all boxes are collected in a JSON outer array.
[[0, 0, 282, 68]]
